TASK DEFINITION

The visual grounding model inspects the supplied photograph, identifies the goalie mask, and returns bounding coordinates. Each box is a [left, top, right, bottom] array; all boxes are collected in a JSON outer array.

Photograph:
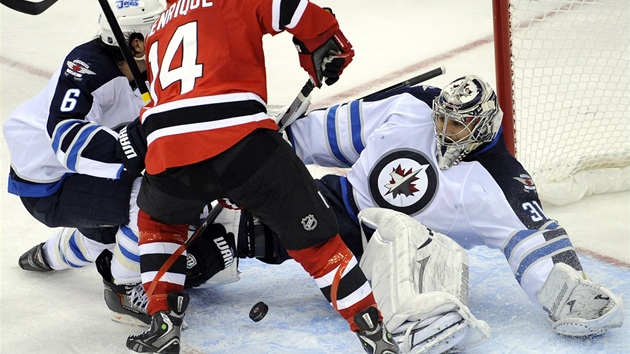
[[98, 0, 166, 47], [432, 75, 503, 169]]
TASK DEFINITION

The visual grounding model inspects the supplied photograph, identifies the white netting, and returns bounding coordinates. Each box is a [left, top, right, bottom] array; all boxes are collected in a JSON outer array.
[[504, 0, 630, 204]]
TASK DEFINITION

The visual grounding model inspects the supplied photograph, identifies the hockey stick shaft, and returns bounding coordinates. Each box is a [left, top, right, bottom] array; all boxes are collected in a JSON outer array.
[[0, 0, 58, 15], [277, 79, 316, 132], [97, 0, 151, 105], [146, 203, 224, 297], [361, 66, 446, 100]]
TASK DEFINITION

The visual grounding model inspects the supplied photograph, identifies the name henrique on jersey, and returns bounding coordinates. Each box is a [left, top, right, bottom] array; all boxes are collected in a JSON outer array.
[[140, 0, 339, 175], [286, 85, 581, 301]]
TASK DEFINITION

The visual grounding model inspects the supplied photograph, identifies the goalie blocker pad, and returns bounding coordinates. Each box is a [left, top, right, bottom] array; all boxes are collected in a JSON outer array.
[[358, 208, 490, 353]]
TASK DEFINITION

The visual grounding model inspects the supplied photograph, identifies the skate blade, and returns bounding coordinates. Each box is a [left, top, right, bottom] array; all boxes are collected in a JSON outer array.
[[111, 313, 149, 327]]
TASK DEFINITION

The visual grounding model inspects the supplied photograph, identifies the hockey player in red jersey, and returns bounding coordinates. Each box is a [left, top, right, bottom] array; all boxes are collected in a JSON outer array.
[[120, 1, 398, 353]]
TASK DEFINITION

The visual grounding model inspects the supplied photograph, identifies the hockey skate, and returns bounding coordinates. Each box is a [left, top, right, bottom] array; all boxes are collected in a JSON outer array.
[[18, 242, 52, 272], [354, 306, 400, 354], [96, 250, 150, 326], [127, 292, 189, 354], [538, 263, 625, 337]]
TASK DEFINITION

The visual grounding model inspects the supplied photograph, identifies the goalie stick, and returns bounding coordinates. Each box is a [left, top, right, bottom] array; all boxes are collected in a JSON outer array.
[[276, 66, 446, 132], [360, 66, 446, 100], [0, 0, 58, 15]]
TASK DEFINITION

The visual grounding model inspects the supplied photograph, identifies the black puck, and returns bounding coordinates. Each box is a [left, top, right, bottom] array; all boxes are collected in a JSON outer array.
[[249, 301, 269, 322]]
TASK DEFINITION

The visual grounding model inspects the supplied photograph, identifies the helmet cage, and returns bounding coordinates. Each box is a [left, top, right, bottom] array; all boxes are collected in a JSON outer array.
[[432, 75, 503, 169]]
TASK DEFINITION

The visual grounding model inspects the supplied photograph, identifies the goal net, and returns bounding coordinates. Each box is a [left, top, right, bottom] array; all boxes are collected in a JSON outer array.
[[493, 0, 629, 205]]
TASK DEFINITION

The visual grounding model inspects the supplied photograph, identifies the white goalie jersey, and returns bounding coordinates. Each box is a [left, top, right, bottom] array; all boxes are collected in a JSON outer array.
[[286, 85, 582, 302]]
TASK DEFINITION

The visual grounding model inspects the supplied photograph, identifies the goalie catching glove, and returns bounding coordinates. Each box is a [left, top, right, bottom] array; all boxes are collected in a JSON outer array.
[[293, 25, 354, 88], [116, 118, 147, 176]]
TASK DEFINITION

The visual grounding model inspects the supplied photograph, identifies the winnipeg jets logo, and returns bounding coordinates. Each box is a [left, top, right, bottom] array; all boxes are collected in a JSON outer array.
[[301, 215, 318, 231], [385, 164, 428, 198], [65, 59, 96, 78], [514, 174, 536, 192], [369, 149, 438, 215]]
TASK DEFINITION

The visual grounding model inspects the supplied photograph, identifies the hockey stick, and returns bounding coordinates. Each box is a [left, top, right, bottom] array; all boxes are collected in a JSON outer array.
[[146, 203, 224, 298], [97, 0, 152, 105], [276, 78, 316, 133], [0, 0, 58, 15], [277, 66, 445, 132], [360, 66, 446, 100]]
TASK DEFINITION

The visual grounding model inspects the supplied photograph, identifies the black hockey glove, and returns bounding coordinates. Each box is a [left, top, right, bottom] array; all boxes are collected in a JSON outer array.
[[293, 26, 354, 88], [185, 223, 236, 288], [116, 118, 146, 176]]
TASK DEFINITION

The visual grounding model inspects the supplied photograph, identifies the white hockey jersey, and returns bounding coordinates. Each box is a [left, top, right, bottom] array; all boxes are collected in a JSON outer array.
[[4, 40, 144, 197], [287, 85, 581, 301]]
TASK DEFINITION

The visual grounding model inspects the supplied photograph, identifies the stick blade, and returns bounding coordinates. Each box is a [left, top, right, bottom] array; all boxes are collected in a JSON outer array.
[[0, 0, 58, 15]]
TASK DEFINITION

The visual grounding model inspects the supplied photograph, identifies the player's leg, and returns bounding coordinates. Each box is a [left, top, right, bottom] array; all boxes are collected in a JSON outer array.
[[17, 172, 135, 270], [358, 208, 490, 354], [128, 169, 210, 353], [223, 130, 398, 353]]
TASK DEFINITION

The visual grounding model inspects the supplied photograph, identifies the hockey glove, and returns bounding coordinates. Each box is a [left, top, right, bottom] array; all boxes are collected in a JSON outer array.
[[293, 27, 354, 87], [116, 118, 147, 176]]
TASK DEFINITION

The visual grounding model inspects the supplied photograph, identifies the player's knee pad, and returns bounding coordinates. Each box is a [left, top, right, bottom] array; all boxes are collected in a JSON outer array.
[[358, 208, 469, 306], [358, 208, 490, 353], [185, 222, 239, 288]]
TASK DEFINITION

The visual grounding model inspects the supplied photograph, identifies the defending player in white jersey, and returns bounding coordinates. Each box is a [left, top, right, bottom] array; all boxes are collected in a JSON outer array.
[[3, 0, 167, 327], [225, 75, 625, 352]]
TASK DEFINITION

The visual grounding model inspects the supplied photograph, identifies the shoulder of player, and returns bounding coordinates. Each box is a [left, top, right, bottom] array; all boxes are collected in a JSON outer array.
[[60, 40, 125, 93]]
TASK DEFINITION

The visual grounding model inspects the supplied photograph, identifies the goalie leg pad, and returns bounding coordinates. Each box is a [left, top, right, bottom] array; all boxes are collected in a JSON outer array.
[[358, 208, 490, 353], [537, 263, 625, 336]]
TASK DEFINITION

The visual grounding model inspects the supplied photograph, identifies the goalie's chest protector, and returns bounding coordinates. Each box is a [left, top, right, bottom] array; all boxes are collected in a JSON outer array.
[[347, 100, 526, 249]]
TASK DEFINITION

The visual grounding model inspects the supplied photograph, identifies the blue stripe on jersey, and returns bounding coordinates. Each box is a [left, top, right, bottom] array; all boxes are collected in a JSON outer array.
[[503, 229, 538, 261], [51, 119, 83, 153], [515, 237, 574, 284], [326, 105, 353, 167], [348, 100, 365, 154], [340, 176, 359, 224], [7, 174, 68, 197], [66, 124, 99, 171]]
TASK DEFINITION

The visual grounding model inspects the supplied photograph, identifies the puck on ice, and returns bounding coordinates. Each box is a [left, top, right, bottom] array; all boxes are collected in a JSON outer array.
[[249, 301, 268, 322]]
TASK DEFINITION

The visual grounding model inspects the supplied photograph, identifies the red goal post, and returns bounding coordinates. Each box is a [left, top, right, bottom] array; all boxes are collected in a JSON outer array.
[[492, 0, 629, 205]]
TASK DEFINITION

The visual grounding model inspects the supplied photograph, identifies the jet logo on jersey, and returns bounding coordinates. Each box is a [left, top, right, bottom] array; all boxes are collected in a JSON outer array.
[[65, 59, 96, 79], [514, 174, 536, 192], [368, 149, 438, 215]]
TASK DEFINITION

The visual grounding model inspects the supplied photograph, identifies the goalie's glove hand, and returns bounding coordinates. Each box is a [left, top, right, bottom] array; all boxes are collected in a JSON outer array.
[[116, 118, 147, 176], [293, 27, 354, 88]]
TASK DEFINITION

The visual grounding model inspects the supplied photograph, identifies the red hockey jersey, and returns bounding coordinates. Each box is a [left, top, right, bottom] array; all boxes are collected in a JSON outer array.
[[140, 0, 339, 174]]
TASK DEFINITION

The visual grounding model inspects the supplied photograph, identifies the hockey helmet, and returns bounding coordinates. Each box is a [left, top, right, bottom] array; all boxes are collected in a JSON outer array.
[[98, 0, 166, 46], [432, 75, 503, 169]]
